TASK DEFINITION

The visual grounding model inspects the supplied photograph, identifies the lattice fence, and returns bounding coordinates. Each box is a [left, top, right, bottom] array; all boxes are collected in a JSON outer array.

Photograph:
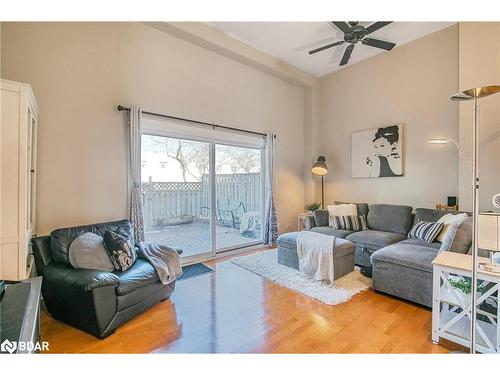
[[142, 173, 261, 230]]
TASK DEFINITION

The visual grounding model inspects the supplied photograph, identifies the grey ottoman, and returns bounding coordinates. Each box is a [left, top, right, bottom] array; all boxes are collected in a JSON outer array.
[[277, 232, 355, 280]]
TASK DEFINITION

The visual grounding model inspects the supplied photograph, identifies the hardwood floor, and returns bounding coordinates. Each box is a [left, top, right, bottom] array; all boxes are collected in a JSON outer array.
[[40, 249, 465, 353]]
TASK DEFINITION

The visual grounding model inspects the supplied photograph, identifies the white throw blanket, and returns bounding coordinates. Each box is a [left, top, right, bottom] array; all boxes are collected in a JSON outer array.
[[296, 231, 339, 283]]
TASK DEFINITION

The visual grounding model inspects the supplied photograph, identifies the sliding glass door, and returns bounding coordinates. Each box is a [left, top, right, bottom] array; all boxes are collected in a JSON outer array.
[[140, 116, 265, 263], [141, 134, 213, 260], [215, 144, 263, 252]]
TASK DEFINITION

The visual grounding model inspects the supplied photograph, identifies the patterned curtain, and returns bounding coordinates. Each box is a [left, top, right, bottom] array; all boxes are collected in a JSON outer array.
[[129, 106, 145, 242], [263, 133, 278, 246]]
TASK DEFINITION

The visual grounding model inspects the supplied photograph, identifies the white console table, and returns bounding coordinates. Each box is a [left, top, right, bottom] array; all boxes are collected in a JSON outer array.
[[432, 252, 500, 353]]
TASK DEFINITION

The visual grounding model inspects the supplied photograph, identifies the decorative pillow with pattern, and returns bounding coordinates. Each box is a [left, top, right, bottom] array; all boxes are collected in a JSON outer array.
[[408, 220, 444, 243], [327, 203, 358, 227], [331, 215, 368, 231], [103, 230, 137, 272]]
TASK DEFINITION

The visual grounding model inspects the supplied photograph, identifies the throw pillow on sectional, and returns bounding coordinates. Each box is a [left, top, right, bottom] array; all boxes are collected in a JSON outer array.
[[330, 215, 367, 231], [436, 213, 468, 243], [408, 220, 444, 243], [68, 232, 115, 272], [327, 203, 357, 227], [103, 230, 137, 272], [440, 217, 473, 254]]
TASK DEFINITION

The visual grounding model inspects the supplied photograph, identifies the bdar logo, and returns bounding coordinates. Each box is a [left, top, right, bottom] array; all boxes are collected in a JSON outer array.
[[1, 339, 17, 354]]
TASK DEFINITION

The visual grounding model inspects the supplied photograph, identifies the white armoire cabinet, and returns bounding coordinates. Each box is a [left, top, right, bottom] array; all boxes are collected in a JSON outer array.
[[1, 79, 39, 280]]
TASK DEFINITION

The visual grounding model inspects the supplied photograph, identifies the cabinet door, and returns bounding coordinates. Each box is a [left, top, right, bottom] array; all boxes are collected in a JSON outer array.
[[28, 111, 38, 235], [478, 214, 498, 251], [26, 109, 33, 232]]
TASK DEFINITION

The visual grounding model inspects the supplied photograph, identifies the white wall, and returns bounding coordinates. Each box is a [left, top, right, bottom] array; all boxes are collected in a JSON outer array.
[[458, 22, 500, 213], [315, 25, 460, 209], [1, 22, 307, 235]]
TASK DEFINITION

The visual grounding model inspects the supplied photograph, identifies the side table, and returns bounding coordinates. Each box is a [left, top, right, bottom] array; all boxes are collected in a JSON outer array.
[[297, 212, 314, 231], [432, 251, 499, 353]]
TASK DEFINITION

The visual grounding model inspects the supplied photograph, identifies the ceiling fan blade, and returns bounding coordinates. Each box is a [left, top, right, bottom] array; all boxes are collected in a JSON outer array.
[[365, 21, 392, 34], [309, 40, 344, 55], [331, 22, 350, 34], [362, 37, 396, 51], [295, 37, 338, 52], [340, 44, 354, 66], [329, 45, 344, 64]]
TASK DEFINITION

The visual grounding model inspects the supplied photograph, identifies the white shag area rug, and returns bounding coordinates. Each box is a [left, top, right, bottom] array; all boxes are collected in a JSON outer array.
[[231, 250, 372, 305]]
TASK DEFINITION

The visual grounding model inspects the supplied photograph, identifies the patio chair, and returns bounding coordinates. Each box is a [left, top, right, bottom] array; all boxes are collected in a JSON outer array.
[[216, 198, 247, 229]]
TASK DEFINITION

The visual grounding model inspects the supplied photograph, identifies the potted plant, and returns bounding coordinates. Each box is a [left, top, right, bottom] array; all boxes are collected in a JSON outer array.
[[447, 276, 485, 304], [305, 202, 321, 213]]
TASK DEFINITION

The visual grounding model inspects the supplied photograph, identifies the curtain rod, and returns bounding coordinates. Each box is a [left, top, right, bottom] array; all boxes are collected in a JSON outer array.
[[117, 105, 274, 138]]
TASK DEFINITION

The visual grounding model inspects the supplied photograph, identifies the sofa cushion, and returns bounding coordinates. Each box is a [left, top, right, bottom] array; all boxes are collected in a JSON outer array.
[[114, 258, 159, 296], [346, 230, 406, 249], [370, 243, 439, 273], [50, 219, 134, 265], [367, 204, 413, 235], [310, 227, 355, 238], [398, 238, 441, 249]]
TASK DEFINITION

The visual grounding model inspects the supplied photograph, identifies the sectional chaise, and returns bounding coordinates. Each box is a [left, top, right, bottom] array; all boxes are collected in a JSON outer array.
[[276, 203, 473, 307]]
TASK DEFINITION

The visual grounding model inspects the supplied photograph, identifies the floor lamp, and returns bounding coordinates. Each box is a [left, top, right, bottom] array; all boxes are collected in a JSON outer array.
[[312, 156, 328, 209], [430, 84, 500, 354]]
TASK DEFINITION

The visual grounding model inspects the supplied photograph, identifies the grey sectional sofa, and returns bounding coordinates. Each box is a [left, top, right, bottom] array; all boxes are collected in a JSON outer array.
[[279, 203, 472, 308], [305, 203, 414, 274]]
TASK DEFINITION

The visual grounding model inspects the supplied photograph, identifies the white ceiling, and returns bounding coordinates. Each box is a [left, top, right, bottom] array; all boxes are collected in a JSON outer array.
[[208, 22, 455, 77]]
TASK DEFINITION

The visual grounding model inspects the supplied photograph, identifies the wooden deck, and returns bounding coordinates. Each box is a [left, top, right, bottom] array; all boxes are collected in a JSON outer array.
[[145, 221, 261, 257]]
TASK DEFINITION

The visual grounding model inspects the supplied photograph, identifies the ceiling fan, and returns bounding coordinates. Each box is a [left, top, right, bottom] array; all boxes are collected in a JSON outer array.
[[307, 22, 396, 66]]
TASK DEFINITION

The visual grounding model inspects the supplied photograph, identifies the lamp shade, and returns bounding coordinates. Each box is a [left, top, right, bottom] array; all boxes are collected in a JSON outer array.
[[312, 156, 328, 176], [451, 85, 500, 101]]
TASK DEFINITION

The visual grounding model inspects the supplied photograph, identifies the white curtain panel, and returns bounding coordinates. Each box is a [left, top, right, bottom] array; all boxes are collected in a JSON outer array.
[[263, 133, 278, 245], [129, 106, 145, 242]]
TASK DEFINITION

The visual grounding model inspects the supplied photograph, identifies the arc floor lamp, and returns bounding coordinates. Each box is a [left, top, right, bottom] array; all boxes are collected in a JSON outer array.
[[429, 84, 500, 354], [312, 156, 328, 209]]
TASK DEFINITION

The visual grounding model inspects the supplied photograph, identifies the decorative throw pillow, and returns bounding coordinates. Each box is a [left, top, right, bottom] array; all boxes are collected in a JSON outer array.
[[331, 215, 368, 231], [103, 230, 137, 272], [436, 213, 468, 243], [327, 203, 357, 227], [408, 220, 444, 243], [68, 232, 114, 272], [440, 217, 473, 254]]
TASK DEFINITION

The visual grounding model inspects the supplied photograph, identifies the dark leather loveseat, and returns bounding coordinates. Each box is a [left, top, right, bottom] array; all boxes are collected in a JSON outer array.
[[32, 219, 176, 339]]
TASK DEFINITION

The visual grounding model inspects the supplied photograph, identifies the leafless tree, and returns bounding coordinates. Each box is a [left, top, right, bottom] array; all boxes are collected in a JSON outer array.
[[217, 146, 260, 173], [146, 136, 260, 181]]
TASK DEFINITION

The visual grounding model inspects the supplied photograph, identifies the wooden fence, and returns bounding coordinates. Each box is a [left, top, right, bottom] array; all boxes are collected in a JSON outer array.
[[142, 173, 261, 230]]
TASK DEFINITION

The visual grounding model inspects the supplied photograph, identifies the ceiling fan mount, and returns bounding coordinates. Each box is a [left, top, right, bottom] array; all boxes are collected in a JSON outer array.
[[306, 21, 396, 66], [343, 23, 368, 44]]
